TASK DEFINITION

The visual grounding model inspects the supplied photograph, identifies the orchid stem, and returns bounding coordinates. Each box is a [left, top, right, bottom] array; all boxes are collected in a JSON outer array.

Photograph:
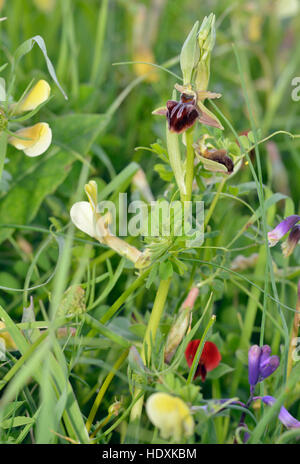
[[142, 277, 172, 364], [183, 128, 195, 203], [204, 177, 225, 228]]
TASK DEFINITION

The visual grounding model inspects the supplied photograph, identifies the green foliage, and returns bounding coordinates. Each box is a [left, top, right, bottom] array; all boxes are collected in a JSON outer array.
[[0, 0, 300, 446]]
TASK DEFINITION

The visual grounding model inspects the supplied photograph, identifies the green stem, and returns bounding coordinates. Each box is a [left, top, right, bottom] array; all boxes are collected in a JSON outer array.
[[186, 315, 216, 384], [86, 348, 129, 434], [130, 278, 171, 423], [142, 277, 172, 364], [90, 0, 109, 85], [204, 178, 225, 228], [100, 267, 151, 324], [0, 131, 8, 185], [183, 128, 195, 202]]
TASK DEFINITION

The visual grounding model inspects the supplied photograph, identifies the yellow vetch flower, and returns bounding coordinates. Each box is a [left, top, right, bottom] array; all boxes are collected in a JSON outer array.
[[33, 0, 56, 13], [133, 48, 158, 83], [247, 15, 263, 43], [146, 392, 194, 441], [8, 122, 52, 157], [0, 321, 17, 351], [16, 80, 51, 114]]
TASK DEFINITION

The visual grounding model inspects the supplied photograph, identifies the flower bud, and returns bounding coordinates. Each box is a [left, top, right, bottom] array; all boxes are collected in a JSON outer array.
[[248, 344, 279, 392], [164, 287, 199, 364], [180, 21, 200, 85], [195, 13, 216, 92], [108, 398, 123, 417], [248, 345, 261, 387], [22, 297, 40, 342], [259, 355, 280, 380]]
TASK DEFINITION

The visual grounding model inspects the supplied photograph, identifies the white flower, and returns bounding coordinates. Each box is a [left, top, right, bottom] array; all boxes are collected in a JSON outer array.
[[70, 180, 151, 269], [70, 201, 99, 239], [8, 122, 52, 157]]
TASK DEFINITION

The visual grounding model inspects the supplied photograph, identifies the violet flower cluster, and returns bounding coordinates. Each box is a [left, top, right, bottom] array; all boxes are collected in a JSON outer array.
[[248, 345, 280, 395], [268, 215, 300, 257], [200, 344, 300, 441]]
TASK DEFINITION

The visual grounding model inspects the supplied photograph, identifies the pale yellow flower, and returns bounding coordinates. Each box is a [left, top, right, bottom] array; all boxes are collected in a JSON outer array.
[[133, 48, 158, 83], [146, 392, 194, 441], [9, 122, 52, 157], [33, 0, 56, 13], [132, 168, 154, 202], [0, 0, 5, 12], [0, 321, 17, 351], [70, 181, 151, 269], [15, 80, 50, 114]]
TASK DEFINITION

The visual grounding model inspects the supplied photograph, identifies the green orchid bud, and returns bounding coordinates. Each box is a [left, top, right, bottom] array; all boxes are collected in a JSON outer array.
[[195, 13, 216, 92], [180, 21, 200, 85], [198, 13, 216, 55]]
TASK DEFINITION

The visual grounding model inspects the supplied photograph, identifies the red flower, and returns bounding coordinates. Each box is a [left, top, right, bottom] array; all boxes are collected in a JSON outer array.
[[185, 339, 221, 381]]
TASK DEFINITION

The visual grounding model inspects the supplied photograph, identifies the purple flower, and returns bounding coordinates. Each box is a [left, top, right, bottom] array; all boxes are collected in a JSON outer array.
[[282, 225, 300, 257], [248, 345, 261, 387], [255, 396, 300, 429], [248, 345, 279, 391], [268, 215, 300, 247]]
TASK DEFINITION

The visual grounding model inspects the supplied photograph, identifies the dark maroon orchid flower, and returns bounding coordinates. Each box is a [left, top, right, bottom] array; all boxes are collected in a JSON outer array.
[[153, 85, 224, 134], [185, 339, 221, 381], [166, 94, 200, 134]]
